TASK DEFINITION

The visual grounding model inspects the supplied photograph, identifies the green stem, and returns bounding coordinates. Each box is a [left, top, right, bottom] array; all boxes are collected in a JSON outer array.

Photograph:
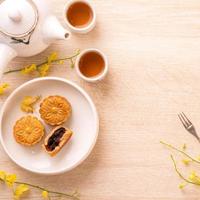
[[15, 181, 79, 200], [15, 181, 46, 191], [4, 50, 80, 75], [160, 141, 200, 164], [4, 68, 22, 74], [170, 155, 197, 185], [0, 178, 79, 200]]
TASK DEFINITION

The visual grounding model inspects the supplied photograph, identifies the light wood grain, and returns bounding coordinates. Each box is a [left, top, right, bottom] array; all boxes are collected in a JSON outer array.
[[2, 0, 200, 199]]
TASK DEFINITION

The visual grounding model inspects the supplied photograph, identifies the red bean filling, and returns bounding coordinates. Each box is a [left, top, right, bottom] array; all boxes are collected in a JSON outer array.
[[46, 127, 66, 151]]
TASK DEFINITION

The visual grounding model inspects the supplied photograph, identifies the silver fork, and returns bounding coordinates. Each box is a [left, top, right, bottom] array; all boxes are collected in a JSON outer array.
[[178, 112, 200, 142]]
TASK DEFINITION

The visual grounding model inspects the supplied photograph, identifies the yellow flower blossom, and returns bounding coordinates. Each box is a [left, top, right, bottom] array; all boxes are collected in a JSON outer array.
[[75, 49, 80, 55], [58, 60, 64, 64], [182, 143, 187, 151], [0, 170, 75, 199], [182, 159, 190, 166], [189, 171, 200, 185], [5, 174, 16, 187], [38, 64, 50, 77], [0, 171, 6, 180], [20, 96, 40, 113], [179, 183, 186, 189], [47, 52, 58, 64], [196, 155, 200, 161], [14, 184, 29, 200], [21, 64, 37, 75], [0, 83, 9, 95], [42, 190, 49, 199]]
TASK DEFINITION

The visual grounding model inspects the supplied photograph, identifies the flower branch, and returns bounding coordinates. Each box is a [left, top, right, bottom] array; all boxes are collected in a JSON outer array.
[[170, 155, 197, 185], [4, 49, 80, 76], [160, 141, 200, 164], [14, 181, 80, 200], [0, 171, 80, 200], [161, 141, 200, 189]]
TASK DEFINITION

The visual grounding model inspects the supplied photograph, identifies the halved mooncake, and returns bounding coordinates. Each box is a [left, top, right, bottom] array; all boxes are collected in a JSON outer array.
[[43, 126, 73, 157]]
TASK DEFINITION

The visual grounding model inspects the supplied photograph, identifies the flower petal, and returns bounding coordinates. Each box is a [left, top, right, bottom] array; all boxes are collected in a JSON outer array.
[[42, 190, 49, 199], [0, 83, 9, 95], [0, 171, 6, 180], [5, 174, 17, 187], [20, 96, 40, 113], [47, 52, 58, 63], [14, 184, 29, 199]]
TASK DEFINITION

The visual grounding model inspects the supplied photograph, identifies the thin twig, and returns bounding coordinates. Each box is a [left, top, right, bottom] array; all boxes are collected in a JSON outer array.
[[15, 181, 79, 200], [160, 141, 200, 164], [170, 155, 197, 185], [0, 178, 79, 200], [4, 50, 80, 75]]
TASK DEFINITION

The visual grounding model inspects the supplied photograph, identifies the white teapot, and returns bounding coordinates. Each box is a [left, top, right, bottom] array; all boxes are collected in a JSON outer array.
[[0, 0, 70, 76]]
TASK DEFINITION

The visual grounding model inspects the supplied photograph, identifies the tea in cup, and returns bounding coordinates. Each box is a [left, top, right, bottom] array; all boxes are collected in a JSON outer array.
[[75, 49, 108, 82], [64, 0, 96, 34]]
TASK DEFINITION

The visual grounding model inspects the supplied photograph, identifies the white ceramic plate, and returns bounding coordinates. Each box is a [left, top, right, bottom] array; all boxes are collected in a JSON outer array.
[[0, 77, 99, 175]]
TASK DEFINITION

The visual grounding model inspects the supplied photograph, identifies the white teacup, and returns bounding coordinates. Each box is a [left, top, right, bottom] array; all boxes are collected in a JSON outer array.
[[75, 48, 108, 82], [64, 0, 96, 34]]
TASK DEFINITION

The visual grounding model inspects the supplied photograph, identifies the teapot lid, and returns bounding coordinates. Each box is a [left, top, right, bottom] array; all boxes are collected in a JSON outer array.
[[0, 0, 38, 38]]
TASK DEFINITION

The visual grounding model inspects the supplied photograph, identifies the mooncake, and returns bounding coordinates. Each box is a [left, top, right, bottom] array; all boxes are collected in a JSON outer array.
[[39, 96, 72, 126], [13, 116, 44, 146]]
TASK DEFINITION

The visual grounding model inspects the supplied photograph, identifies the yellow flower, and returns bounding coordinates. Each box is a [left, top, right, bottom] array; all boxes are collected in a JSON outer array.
[[5, 174, 16, 187], [20, 96, 40, 113], [179, 183, 186, 189], [21, 64, 37, 75], [182, 159, 190, 166], [196, 155, 200, 161], [38, 64, 50, 77], [189, 171, 200, 185], [47, 52, 58, 64], [182, 143, 187, 151], [58, 60, 64, 64], [0, 83, 9, 95], [76, 49, 80, 54], [0, 171, 6, 180], [14, 184, 29, 200], [42, 190, 49, 199]]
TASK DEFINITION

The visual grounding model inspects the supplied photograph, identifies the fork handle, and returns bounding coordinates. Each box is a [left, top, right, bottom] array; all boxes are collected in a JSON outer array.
[[197, 136, 200, 143]]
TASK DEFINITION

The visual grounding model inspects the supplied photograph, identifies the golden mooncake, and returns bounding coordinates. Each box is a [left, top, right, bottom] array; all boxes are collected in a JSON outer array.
[[43, 126, 73, 157], [13, 116, 44, 146], [39, 96, 72, 126]]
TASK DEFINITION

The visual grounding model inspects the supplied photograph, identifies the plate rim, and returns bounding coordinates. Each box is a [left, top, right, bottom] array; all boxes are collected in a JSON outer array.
[[0, 77, 99, 175]]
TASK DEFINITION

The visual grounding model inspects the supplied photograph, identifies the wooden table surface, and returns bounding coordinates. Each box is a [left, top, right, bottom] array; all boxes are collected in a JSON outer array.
[[2, 0, 200, 199]]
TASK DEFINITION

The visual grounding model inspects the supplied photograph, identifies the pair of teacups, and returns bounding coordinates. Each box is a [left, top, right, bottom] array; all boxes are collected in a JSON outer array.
[[64, 0, 108, 82]]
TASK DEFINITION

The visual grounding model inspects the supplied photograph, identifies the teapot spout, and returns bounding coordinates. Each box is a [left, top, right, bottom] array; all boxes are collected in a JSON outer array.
[[0, 44, 17, 78], [43, 16, 70, 43]]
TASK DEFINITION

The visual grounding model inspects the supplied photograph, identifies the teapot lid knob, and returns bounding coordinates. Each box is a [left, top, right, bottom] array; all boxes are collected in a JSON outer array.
[[8, 8, 22, 23]]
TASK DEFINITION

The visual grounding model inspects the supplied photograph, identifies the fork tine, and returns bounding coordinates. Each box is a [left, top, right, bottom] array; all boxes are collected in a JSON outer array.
[[179, 113, 190, 126], [181, 112, 192, 125], [178, 114, 187, 129]]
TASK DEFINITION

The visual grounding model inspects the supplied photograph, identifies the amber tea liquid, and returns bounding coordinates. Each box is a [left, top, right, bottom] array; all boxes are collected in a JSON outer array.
[[67, 2, 93, 28], [79, 52, 105, 78]]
